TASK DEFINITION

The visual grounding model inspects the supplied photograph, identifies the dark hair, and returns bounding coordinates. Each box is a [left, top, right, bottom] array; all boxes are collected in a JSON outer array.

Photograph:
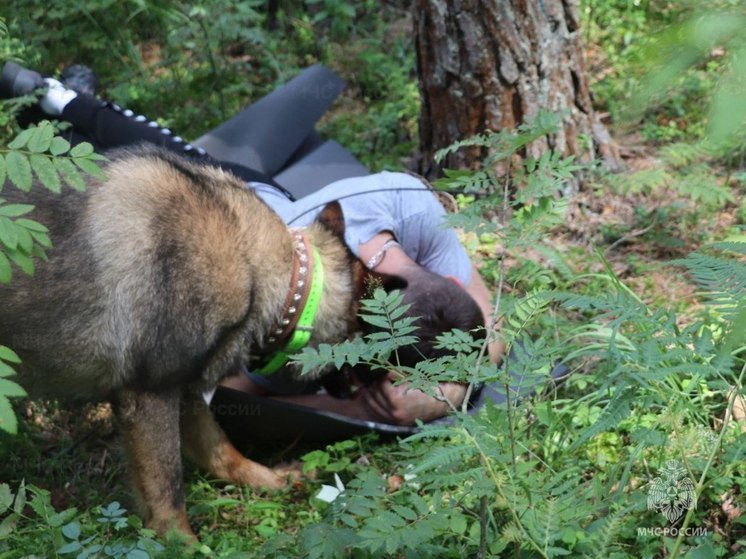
[[390, 265, 485, 367], [324, 265, 486, 396]]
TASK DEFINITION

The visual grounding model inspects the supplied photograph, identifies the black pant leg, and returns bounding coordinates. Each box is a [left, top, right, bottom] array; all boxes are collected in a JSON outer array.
[[59, 95, 293, 196]]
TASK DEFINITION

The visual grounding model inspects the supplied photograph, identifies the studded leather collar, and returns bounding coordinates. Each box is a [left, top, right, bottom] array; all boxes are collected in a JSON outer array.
[[251, 230, 324, 375]]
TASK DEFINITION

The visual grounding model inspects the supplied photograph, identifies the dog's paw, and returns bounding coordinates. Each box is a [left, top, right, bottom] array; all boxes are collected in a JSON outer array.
[[223, 458, 286, 490], [273, 460, 303, 483], [147, 512, 196, 541]]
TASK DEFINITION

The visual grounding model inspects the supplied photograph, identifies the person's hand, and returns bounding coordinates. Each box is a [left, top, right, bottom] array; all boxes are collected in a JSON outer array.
[[358, 372, 467, 425]]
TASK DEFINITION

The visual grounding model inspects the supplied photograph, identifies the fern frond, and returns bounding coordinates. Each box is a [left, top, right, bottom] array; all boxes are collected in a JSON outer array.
[[520, 497, 569, 557], [402, 425, 462, 443], [659, 141, 708, 168], [434, 132, 494, 163], [571, 388, 635, 449], [433, 168, 494, 194], [584, 509, 625, 559], [609, 167, 672, 194], [410, 444, 476, 474], [356, 497, 455, 556], [501, 291, 551, 338], [674, 164, 734, 209], [710, 241, 746, 255], [413, 466, 488, 488], [673, 247, 746, 315]]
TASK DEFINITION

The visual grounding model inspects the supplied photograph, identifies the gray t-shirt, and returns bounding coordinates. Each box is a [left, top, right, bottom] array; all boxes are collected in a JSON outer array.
[[203, 172, 475, 401], [253, 171, 472, 285]]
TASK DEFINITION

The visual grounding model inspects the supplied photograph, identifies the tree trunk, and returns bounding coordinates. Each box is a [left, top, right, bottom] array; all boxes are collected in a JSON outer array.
[[414, 0, 620, 177]]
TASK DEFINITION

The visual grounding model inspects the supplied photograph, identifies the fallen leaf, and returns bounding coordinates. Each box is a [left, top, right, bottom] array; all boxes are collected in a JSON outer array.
[[721, 492, 742, 522], [387, 475, 404, 492]]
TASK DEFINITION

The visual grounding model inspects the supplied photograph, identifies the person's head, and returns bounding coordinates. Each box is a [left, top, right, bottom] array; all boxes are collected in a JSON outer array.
[[392, 264, 485, 366], [321, 264, 485, 396]]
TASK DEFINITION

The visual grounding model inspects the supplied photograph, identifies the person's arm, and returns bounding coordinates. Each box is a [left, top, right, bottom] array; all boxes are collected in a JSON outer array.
[[221, 366, 464, 425], [357, 231, 410, 274], [221, 373, 376, 419], [463, 265, 505, 365]]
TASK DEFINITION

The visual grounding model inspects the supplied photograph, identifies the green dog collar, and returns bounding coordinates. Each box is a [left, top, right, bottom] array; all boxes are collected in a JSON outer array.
[[255, 245, 324, 375]]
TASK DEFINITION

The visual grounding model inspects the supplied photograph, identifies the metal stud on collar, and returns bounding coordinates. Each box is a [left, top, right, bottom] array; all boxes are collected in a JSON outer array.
[[264, 230, 310, 345], [253, 229, 324, 375]]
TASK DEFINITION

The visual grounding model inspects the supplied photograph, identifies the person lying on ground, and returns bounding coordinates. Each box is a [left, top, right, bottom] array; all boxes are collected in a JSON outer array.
[[5, 66, 503, 425]]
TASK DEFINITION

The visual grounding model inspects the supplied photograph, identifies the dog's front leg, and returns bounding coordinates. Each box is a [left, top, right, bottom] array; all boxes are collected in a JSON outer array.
[[113, 388, 194, 539], [180, 392, 288, 489]]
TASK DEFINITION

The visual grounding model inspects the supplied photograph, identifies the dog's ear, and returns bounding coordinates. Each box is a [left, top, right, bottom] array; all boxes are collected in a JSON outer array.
[[315, 201, 345, 238]]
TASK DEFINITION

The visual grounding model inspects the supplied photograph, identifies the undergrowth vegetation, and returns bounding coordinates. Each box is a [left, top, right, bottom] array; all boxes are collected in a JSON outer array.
[[1, 1, 745, 558]]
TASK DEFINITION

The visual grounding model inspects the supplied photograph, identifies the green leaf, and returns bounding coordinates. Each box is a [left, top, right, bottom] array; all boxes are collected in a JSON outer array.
[[31, 244, 49, 260], [62, 521, 82, 540], [57, 541, 82, 554], [47, 508, 78, 528], [7, 128, 34, 150], [0, 513, 19, 537], [0, 154, 5, 189], [0, 362, 17, 377], [70, 142, 94, 158], [0, 252, 11, 284], [0, 346, 20, 364], [15, 226, 33, 254], [31, 230, 52, 250], [30, 154, 61, 193], [0, 378, 27, 398], [27, 228, 52, 249], [13, 480, 26, 514], [6, 247, 34, 276], [0, 484, 13, 513], [30, 232, 52, 250], [0, 216, 19, 249], [73, 157, 106, 181], [377, 510, 407, 528], [49, 136, 71, 156], [0, 204, 34, 217], [14, 218, 47, 234], [54, 158, 86, 191], [5, 152, 33, 191], [0, 396, 19, 435], [27, 123, 55, 153], [392, 504, 418, 521], [28, 487, 52, 520]]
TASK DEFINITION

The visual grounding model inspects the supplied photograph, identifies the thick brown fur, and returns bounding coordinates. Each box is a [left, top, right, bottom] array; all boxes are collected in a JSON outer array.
[[0, 145, 375, 538]]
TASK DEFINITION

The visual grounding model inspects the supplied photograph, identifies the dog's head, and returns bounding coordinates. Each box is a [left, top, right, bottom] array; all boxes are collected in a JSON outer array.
[[269, 202, 483, 389], [277, 202, 405, 380]]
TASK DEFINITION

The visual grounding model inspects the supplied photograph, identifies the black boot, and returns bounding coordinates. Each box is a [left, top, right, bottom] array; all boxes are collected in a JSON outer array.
[[0, 61, 45, 98]]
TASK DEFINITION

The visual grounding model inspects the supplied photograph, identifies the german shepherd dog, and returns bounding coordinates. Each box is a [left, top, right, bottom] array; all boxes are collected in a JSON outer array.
[[0, 145, 388, 538]]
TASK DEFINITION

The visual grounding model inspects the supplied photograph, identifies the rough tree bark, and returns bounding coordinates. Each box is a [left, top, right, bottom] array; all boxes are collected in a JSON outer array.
[[414, 0, 621, 176]]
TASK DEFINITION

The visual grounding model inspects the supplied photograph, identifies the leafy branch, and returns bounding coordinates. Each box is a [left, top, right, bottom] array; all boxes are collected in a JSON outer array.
[[0, 121, 105, 434]]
